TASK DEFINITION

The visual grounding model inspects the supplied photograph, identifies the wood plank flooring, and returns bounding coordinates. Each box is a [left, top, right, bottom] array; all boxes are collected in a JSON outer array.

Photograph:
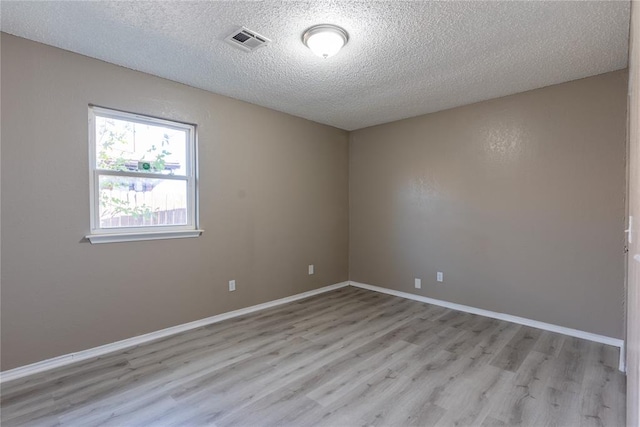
[[0, 286, 626, 426]]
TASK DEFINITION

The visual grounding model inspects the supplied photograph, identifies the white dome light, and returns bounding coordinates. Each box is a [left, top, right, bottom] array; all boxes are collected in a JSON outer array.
[[302, 24, 349, 59]]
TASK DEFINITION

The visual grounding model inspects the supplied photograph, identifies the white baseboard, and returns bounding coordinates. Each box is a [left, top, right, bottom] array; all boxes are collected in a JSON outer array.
[[0, 281, 350, 384], [349, 281, 626, 372], [1, 279, 626, 383]]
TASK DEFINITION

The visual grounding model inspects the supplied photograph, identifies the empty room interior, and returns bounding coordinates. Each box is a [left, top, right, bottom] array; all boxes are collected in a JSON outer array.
[[2, 1, 640, 426]]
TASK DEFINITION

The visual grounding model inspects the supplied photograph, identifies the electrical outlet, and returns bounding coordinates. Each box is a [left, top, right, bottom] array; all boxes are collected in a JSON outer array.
[[414, 278, 421, 289], [308, 264, 314, 275], [229, 280, 236, 292], [437, 272, 443, 282]]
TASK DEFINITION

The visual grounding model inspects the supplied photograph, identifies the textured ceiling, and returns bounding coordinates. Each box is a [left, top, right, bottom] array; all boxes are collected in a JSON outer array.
[[0, 1, 631, 130]]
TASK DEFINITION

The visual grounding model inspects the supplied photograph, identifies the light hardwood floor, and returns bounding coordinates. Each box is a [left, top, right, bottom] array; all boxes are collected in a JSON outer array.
[[0, 286, 626, 426]]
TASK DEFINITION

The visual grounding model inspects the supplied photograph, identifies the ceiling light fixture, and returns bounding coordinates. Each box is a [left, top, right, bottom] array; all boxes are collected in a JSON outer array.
[[302, 24, 348, 59]]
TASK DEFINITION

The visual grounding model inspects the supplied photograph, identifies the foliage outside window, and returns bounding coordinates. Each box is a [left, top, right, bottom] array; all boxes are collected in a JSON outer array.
[[88, 106, 198, 242]]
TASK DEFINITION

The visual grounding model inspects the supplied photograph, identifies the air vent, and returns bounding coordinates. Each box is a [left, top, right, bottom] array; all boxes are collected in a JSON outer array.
[[225, 27, 271, 52]]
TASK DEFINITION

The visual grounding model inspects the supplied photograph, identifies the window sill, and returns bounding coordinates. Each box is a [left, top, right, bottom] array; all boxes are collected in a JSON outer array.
[[86, 230, 203, 244]]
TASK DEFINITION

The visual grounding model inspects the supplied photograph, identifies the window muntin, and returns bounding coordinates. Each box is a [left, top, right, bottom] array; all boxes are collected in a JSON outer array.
[[89, 106, 197, 235]]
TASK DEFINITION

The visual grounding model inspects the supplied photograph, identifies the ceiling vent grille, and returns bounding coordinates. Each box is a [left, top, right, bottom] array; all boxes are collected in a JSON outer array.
[[225, 27, 271, 52]]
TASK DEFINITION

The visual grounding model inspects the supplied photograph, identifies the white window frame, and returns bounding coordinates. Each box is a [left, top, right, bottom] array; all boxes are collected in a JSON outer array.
[[86, 106, 202, 244]]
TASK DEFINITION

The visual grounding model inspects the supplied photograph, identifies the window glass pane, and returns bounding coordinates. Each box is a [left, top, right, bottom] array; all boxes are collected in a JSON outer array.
[[95, 115, 187, 176], [98, 175, 188, 228]]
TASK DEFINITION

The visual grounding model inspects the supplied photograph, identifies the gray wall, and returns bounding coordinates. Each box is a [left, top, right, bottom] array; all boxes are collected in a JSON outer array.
[[0, 34, 349, 370], [350, 70, 627, 339], [1, 33, 628, 371]]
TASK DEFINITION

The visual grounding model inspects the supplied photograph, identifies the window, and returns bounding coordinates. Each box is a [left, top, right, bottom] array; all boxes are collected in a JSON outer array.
[[86, 106, 201, 244]]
